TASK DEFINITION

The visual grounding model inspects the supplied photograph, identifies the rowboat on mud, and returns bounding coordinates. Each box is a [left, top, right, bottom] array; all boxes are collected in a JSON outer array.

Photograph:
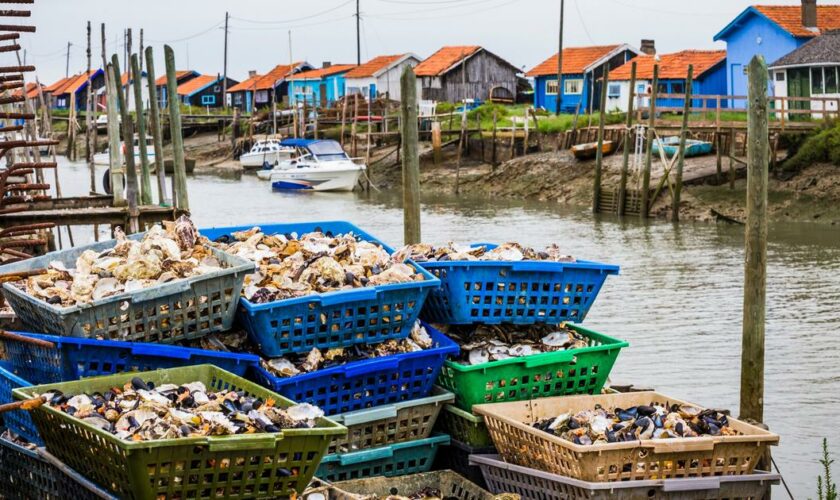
[[652, 136, 713, 158], [571, 140, 616, 160]]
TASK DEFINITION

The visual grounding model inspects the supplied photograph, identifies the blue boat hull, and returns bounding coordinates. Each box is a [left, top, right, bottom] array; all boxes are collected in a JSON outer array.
[[652, 139, 712, 158]]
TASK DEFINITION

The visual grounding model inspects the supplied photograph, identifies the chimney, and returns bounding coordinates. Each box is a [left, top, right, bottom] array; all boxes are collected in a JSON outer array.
[[322, 61, 332, 69], [802, 0, 817, 29], [640, 39, 656, 56], [248, 70, 257, 78]]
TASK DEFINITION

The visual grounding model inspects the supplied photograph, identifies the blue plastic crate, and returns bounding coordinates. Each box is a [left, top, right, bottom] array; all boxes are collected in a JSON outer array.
[[1, 332, 261, 386], [316, 434, 450, 483], [418, 244, 619, 324], [249, 322, 459, 416], [0, 362, 41, 446], [200, 221, 441, 357]]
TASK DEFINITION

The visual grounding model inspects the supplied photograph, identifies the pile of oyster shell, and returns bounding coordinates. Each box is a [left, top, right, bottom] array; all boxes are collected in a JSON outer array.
[[212, 228, 425, 304], [15, 216, 222, 308], [533, 402, 737, 446], [443, 323, 589, 365], [40, 377, 325, 442], [262, 322, 435, 378], [392, 241, 575, 263]]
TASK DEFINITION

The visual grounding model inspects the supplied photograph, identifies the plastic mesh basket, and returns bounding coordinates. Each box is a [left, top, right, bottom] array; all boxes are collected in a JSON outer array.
[[419, 248, 619, 325], [249, 322, 459, 416], [437, 324, 627, 411], [329, 470, 496, 500], [316, 434, 449, 483], [471, 454, 780, 500], [435, 403, 494, 448], [0, 235, 254, 343], [432, 438, 495, 490], [473, 392, 780, 482], [1, 331, 260, 385], [0, 362, 40, 446], [200, 221, 440, 357], [328, 387, 453, 455], [0, 432, 116, 500], [13, 365, 346, 499]]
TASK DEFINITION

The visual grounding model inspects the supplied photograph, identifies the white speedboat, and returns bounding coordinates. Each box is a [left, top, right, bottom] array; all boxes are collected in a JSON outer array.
[[93, 135, 155, 166], [240, 139, 296, 171], [269, 139, 365, 192]]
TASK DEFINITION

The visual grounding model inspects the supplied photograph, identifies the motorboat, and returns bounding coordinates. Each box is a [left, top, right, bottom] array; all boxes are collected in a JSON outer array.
[[93, 135, 155, 166], [269, 139, 365, 192], [240, 139, 296, 171]]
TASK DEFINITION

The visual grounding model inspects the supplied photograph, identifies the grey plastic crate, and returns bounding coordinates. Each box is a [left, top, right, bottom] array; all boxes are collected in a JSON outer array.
[[470, 455, 780, 500], [0, 234, 254, 343]]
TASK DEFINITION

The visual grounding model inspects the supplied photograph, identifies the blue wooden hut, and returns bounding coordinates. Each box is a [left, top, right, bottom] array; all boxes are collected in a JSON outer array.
[[288, 64, 356, 107]]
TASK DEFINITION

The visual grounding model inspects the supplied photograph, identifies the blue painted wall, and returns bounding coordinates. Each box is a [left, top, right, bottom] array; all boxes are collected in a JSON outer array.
[[716, 8, 805, 99], [289, 73, 348, 106], [655, 62, 728, 109], [533, 74, 589, 113]]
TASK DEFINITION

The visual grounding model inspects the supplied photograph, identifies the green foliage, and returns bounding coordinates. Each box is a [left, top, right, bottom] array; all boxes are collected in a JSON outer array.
[[434, 101, 456, 114], [818, 438, 838, 500], [466, 102, 509, 121], [780, 120, 840, 173]]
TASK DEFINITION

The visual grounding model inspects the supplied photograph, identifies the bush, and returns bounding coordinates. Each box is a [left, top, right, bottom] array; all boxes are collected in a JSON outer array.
[[818, 438, 837, 500], [435, 101, 456, 114], [780, 120, 840, 173]]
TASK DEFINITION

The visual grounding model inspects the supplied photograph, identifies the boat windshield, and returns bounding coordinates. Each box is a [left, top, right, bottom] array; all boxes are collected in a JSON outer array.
[[308, 141, 349, 161]]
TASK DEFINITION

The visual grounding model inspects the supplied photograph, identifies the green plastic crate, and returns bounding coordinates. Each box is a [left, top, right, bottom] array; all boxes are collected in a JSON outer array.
[[316, 434, 450, 483], [435, 403, 494, 448], [13, 364, 347, 500], [437, 324, 628, 411]]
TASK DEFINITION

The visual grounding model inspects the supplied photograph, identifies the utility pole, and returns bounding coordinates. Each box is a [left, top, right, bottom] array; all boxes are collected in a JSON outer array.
[[555, 0, 564, 116], [355, 0, 361, 66], [126, 28, 132, 111], [65, 41, 71, 77], [223, 11, 229, 109]]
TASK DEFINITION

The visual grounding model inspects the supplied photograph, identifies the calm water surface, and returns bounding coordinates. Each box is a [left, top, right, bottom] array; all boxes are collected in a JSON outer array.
[[55, 159, 840, 497]]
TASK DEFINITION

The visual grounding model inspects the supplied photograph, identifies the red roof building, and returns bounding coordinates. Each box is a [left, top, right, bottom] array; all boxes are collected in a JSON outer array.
[[343, 54, 422, 101], [414, 46, 519, 103], [227, 62, 312, 111]]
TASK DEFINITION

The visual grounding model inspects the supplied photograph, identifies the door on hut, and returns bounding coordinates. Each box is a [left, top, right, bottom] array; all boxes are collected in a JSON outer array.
[[319, 83, 328, 108], [787, 68, 811, 122]]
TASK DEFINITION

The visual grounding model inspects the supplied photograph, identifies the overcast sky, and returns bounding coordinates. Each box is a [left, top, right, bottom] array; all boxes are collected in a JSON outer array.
[[20, 0, 837, 85]]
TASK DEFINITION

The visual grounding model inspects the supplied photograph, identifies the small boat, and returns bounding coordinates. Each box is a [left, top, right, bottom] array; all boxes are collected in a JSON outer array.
[[652, 137, 713, 158], [269, 139, 365, 192], [571, 140, 616, 160], [240, 139, 296, 171], [93, 135, 155, 166]]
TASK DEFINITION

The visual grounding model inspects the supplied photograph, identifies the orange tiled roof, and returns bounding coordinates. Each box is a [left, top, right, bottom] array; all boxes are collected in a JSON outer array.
[[43, 75, 74, 93], [344, 54, 404, 78], [609, 50, 727, 81], [227, 73, 263, 93], [176, 74, 216, 96], [254, 62, 304, 89], [46, 71, 96, 95], [288, 64, 356, 81], [755, 5, 840, 38], [12, 82, 42, 99], [414, 46, 480, 76], [155, 70, 196, 86], [526, 45, 621, 77]]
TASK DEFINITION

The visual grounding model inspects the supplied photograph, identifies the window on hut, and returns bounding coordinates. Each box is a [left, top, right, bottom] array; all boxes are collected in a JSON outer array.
[[564, 79, 582, 95], [825, 67, 838, 94], [812, 67, 824, 94], [545, 79, 559, 95], [775, 72, 786, 82], [607, 83, 621, 98], [671, 81, 685, 95], [657, 82, 669, 95], [201, 95, 216, 105]]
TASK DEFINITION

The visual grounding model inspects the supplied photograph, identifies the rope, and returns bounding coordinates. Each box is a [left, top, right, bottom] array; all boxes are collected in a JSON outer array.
[[771, 457, 797, 500]]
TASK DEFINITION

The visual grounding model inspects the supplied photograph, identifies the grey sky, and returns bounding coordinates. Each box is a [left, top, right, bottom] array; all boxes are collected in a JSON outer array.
[[22, 0, 836, 85]]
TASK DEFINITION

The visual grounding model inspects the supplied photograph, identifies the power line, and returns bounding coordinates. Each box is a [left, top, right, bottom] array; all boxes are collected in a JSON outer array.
[[228, 15, 353, 32], [231, 0, 354, 25], [366, 0, 521, 21], [146, 20, 223, 43], [572, 0, 594, 44]]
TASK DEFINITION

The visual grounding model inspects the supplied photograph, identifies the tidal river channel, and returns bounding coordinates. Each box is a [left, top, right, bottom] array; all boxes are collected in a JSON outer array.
[[55, 158, 840, 496]]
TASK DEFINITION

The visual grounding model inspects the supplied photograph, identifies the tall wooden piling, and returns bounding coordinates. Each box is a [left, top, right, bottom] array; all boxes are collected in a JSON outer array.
[[641, 65, 658, 218], [593, 65, 609, 214], [431, 121, 441, 165], [740, 56, 769, 424], [111, 56, 139, 231], [105, 63, 125, 206], [400, 67, 421, 245], [164, 45, 189, 211], [85, 21, 95, 193], [144, 46, 168, 205], [491, 110, 498, 168], [618, 61, 636, 216], [455, 107, 467, 194], [130, 54, 152, 205], [672, 65, 693, 221]]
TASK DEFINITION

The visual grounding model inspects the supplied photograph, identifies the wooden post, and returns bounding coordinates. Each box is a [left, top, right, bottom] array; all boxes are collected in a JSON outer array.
[[340, 96, 347, 146], [455, 107, 467, 194], [351, 95, 359, 157], [509, 116, 516, 160], [618, 61, 636, 216], [111, 56, 139, 231], [67, 93, 77, 161], [523, 107, 530, 152], [715, 95, 721, 129], [729, 127, 736, 190], [491, 110, 498, 168], [130, 54, 152, 205], [85, 21, 95, 193], [673, 65, 693, 221], [105, 63, 125, 207], [431, 121, 441, 165], [715, 131, 723, 183], [476, 111, 484, 160], [144, 47, 168, 205], [164, 45, 189, 211], [593, 65, 609, 213], [740, 55, 769, 425], [641, 64, 658, 218], [400, 67, 421, 245]]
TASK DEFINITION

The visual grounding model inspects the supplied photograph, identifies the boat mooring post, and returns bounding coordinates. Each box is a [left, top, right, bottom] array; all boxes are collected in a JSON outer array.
[[641, 64, 658, 218], [164, 45, 189, 212], [399, 66, 421, 245], [593, 64, 609, 214], [144, 46, 168, 205], [111, 54, 140, 232], [618, 61, 636, 216], [104, 62, 125, 207], [673, 64, 693, 221], [130, 53, 152, 205], [740, 55, 769, 425]]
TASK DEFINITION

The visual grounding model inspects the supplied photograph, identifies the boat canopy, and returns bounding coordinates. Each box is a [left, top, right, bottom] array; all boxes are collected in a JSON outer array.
[[280, 139, 348, 161]]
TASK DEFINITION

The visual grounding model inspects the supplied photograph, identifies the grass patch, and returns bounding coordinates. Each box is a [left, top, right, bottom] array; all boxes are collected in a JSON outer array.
[[435, 102, 624, 134], [780, 120, 840, 173]]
